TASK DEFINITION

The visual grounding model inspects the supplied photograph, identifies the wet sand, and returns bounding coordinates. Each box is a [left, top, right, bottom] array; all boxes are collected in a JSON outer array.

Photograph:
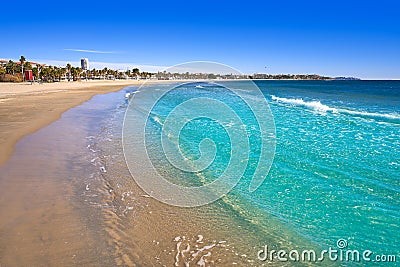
[[0, 102, 107, 265], [0, 80, 162, 266], [0, 80, 147, 167]]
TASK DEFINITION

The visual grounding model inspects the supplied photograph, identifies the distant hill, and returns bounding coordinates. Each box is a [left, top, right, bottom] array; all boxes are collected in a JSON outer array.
[[334, 77, 361, 80]]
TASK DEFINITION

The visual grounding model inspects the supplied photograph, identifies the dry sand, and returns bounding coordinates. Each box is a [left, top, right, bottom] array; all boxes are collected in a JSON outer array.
[[0, 80, 148, 167]]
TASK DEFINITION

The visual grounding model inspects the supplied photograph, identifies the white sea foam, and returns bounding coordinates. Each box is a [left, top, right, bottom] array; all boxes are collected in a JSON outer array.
[[175, 241, 182, 267], [197, 251, 211, 267], [125, 91, 138, 99], [271, 95, 400, 122], [196, 235, 204, 243], [339, 108, 400, 121], [271, 95, 337, 113], [191, 243, 216, 258]]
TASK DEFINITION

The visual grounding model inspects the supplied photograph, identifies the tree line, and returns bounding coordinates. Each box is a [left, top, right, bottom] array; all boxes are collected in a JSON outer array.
[[1, 55, 339, 83], [0, 56, 152, 82]]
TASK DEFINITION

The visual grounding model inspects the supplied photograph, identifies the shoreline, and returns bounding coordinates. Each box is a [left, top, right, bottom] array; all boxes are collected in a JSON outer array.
[[0, 87, 272, 266], [0, 79, 182, 167]]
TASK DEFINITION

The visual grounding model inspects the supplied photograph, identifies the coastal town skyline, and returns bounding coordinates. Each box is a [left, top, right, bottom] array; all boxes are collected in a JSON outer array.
[[1, 56, 359, 82], [1, 56, 345, 83], [1, 0, 399, 80]]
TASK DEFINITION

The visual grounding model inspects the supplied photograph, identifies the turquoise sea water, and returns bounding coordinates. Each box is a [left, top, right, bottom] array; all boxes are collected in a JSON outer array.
[[132, 80, 399, 263]]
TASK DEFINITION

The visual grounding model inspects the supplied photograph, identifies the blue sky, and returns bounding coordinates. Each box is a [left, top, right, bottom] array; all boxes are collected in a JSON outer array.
[[1, 0, 399, 79]]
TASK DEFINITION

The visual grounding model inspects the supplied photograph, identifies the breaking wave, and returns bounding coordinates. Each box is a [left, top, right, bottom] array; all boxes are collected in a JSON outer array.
[[271, 95, 400, 122]]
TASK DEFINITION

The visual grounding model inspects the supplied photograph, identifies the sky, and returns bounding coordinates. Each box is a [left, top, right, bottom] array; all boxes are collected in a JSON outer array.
[[1, 0, 399, 79]]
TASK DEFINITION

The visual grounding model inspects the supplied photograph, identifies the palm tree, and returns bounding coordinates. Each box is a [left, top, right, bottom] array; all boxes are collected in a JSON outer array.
[[32, 67, 38, 80], [60, 67, 66, 80], [49, 67, 55, 81], [33, 64, 43, 81], [90, 68, 95, 79], [19, 56, 26, 81], [50, 66, 56, 81], [5, 60, 17, 75], [71, 67, 82, 81], [24, 62, 32, 70], [102, 67, 108, 79], [125, 69, 131, 78], [66, 63, 72, 81], [41, 67, 49, 82], [19, 56, 26, 64], [54, 67, 64, 81], [132, 68, 140, 79]]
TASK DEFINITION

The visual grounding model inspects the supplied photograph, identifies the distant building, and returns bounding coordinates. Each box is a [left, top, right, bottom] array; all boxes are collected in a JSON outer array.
[[80, 58, 89, 70], [30, 62, 46, 68], [16, 61, 45, 68]]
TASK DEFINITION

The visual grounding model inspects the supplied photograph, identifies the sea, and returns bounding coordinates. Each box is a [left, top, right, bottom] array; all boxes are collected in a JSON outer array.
[[1, 80, 398, 266], [95, 80, 399, 266]]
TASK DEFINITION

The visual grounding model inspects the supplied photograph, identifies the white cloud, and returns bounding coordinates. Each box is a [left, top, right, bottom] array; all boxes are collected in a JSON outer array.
[[63, 48, 119, 54]]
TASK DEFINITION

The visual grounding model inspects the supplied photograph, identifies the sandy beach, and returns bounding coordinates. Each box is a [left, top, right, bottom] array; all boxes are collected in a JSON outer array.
[[0, 80, 174, 266], [0, 80, 149, 167], [0, 80, 271, 266]]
